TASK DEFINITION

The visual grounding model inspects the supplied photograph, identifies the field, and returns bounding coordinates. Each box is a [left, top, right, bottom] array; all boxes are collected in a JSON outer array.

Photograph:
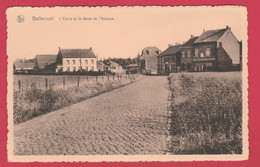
[[168, 72, 242, 154], [13, 74, 137, 124]]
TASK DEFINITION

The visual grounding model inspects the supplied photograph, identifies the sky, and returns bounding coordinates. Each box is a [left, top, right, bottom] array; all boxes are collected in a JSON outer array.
[[7, 6, 247, 60]]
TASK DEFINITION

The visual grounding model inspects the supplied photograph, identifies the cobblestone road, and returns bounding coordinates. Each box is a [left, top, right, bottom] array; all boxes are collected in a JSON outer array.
[[14, 76, 170, 155]]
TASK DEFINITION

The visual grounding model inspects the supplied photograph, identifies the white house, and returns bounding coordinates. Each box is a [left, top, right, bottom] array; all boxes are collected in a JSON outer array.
[[108, 61, 125, 74], [56, 48, 98, 72]]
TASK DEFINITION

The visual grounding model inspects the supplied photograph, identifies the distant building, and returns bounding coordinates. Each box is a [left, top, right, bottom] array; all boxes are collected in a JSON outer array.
[[56, 48, 97, 72], [35, 54, 58, 73], [158, 44, 182, 74], [126, 64, 139, 74], [192, 26, 241, 71], [13, 61, 35, 73], [138, 47, 162, 75], [108, 61, 125, 74]]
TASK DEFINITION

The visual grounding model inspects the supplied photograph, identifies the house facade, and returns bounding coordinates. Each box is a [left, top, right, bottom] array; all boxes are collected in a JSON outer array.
[[56, 48, 98, 72], [192, 26, 240, 71], [138, 47, 162, 75], [180, 36, 198, 71], [158, 44, 182, 74]]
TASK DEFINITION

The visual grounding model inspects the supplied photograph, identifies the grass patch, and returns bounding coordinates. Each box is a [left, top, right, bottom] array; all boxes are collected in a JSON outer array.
[[13, 78, 135, 124], [168, 72, 242, 154]]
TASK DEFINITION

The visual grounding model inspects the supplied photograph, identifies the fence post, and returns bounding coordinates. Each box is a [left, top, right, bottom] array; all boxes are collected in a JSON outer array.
[[45, 78, 48, 89], [113, 75, 115, 81], [96, 75, 98, 82], [102, 75, 104, 82], [77, 76, 80, 87], [63, 77, 65, 88], [87, 75, 89, 82], [18, 80, 21, 91], [107, 75, 109, 81]]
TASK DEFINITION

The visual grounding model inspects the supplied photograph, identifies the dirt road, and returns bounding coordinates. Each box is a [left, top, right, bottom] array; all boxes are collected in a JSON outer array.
[[14, 76, 170, 155]]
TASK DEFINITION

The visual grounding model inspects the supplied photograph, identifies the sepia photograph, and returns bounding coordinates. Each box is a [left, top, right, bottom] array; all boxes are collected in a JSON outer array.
[[6, 6, 248, 162]]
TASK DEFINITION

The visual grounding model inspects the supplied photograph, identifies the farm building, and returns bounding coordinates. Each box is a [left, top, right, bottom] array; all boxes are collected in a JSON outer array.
[[56, 48, 98, 72], [35, 54, 58, 73], [13, 61, 35, 73], [192, 26, 241, 71], [138, 47, 162, 75], [158, 44, 182, 75]]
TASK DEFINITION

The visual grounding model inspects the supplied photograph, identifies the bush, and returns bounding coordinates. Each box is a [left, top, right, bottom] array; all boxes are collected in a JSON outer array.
[[168, 72, 242, 154]]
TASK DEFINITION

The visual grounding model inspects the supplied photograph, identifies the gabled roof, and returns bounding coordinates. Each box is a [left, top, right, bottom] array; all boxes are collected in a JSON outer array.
[[141, 47, 162, 57], [35, 54, 57, 69], [194, 28, 227, 43], [182, 36, 199, 47], [14, 62, 35, 69], [160, 45, 182, 56], [60, 49, 96, 58]]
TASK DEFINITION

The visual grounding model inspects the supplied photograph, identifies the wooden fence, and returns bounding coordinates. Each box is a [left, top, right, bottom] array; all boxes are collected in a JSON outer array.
[[14, 74, 137, 92]]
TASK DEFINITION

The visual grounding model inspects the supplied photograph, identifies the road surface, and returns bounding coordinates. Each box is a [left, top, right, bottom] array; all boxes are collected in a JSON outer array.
[[14, 76, 170, 155]]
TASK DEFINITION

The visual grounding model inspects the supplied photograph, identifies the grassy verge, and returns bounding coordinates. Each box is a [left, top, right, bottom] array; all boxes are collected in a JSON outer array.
[[168, 72, 242, 154], [14, 78, 136, 124]]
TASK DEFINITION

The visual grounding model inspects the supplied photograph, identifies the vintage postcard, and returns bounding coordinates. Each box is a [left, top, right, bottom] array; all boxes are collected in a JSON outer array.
[[6, 6, 248, 162]]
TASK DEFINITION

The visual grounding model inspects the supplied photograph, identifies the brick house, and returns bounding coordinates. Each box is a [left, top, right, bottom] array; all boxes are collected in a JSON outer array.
[[56, 48, 97, 72], [180, 36, 199, 71], [138, 47, 162, 75], [158, 44, 182, 75], [192, 26, 241, 71]]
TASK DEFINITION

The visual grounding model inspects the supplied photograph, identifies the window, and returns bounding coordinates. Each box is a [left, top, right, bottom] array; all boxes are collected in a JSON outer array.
[[79, 60, 82, 64], [205, 48, 211, 57], [146, 50, 149, 55], [72, 60, 76, 64], [200, 52, 204, 58], [66, 60, 69, 65], [72, 66, 76, 71], [85, 60, 88, 64], [171, 57, 174, 62], [91, 59, 94, 64], [195, 49, 199, 57], [91, 66, 94, 71], [66, 67, 70, 71], [182, 52, 185, 58], [187, 51, 191, 58]]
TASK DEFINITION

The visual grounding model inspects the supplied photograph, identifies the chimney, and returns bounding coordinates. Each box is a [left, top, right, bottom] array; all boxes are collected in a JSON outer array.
[[191, 34, 194, 38], [203, 29, 205, 33], [226, 25, 231, 30], [168, 44, 173, 48], [90, 47, 92, 50], [58, 47, 61, 50]]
